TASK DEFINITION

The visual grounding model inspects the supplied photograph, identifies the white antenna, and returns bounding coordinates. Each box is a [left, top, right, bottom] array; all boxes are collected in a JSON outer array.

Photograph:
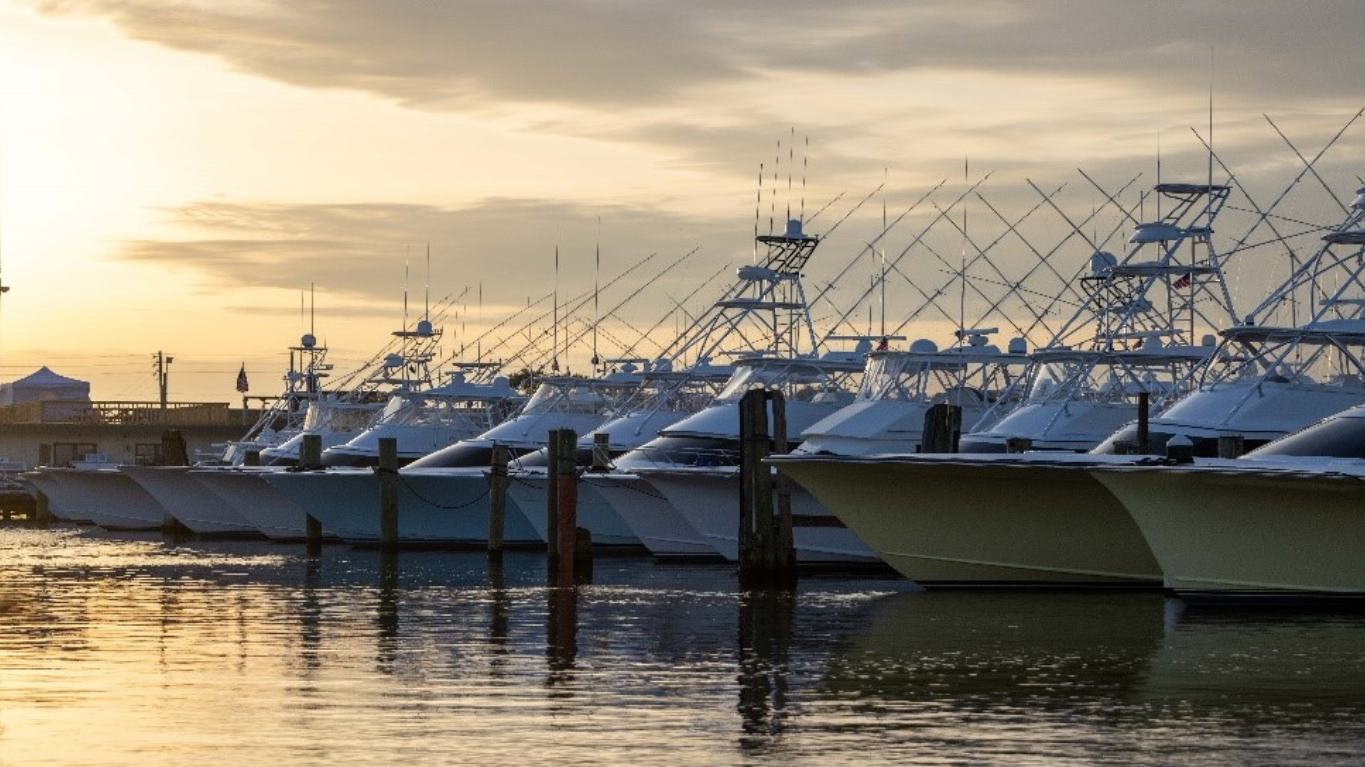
[[310, 283, 315, 337], [802, 134, 808, 223], [786, 126, 794, 224], [425, 242, 431, 320], [592, 218, 601, 369], [770, 137, 779, 235], [1207, 47, 1215, 228], [552, 245, 560, 372], [881, 167, 887, 339], [960, 157, 968, 339], [754, 163, 763, 263], [1156, 58, 1163, 219]]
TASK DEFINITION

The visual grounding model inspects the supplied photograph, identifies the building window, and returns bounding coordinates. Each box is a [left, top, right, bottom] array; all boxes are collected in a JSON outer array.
[[134, 444, 162, 466], [52, 443, 99, 467]]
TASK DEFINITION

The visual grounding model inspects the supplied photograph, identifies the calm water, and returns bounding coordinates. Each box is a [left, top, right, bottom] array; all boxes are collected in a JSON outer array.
[[1, 527, 1364, 766]]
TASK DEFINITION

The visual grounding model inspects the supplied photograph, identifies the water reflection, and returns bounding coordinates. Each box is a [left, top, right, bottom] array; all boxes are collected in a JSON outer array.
[[737, 589, 794, 748], [1, 528, 1364, 766]]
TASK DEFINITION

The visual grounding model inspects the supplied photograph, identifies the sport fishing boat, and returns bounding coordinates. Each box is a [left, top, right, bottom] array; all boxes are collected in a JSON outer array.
[[501, 361, 730, 549], [264, 372, 644, 545], [960, 183, 1238, 452], [257, 317, 444, 466], [619, 354, 866, 562], [585, 215, 871, 561], [636, 333, 1031, 565], [1090, 401, 1365, 603], [195, 368, 524, 541], [129, 314, 448, 536], [18, 457, 171, 529], [1096, 186, 1365, 454], [319, 367, 521, 467], [770, 181, 1248, 585], [17, 329, 335, 531]]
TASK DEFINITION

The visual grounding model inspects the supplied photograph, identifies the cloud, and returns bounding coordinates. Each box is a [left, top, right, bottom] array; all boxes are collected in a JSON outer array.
[[30, 0, 1362, 113], [115, 198, 751, 306]]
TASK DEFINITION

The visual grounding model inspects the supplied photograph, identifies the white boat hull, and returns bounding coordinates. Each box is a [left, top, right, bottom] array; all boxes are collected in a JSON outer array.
[[121, 465, 260, 536], [191, 468, 319, 541], [22, 468, 170, 529], [585, 473, 719, 560], [640, 467, 880, 565], [771, 455, 1162, 586], [502, 471, 641, 548], [263, 468, 542, 546]]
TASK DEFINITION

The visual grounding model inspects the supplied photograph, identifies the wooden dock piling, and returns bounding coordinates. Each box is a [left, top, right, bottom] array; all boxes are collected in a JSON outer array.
[[487, 443, 510, 558], [1136, 392, 1151, 455], [300, 434, 325, 552], [545, 430, 561, 558], [378, 437, 399, 550], [921, 403, 962, 453], [300, 435, 322, 467], [34, 489, 51, 528], [591, 432, 611, 472], [549, 429, 581, 585], [738, 389, 795, 589]]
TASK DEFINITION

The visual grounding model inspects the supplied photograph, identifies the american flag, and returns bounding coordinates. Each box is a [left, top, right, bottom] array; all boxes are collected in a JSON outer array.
[[235, 364, 249, 393], [1173, 272, 1191, 289]]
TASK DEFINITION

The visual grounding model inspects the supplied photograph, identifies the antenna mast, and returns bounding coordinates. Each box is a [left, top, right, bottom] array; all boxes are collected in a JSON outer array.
[[960, 157, 968, 338], [592, 219, 601, 370], [881, 167, 887, 339], [552, 245, 560, 372], [754, 163, 763, 263]]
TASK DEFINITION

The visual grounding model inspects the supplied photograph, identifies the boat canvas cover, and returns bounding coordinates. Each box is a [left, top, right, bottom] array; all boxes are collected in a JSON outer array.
[[0, 367, 92, 406]]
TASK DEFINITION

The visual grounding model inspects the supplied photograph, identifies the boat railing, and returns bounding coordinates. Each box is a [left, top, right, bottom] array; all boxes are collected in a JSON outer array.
[[0, 400, 236, 426]]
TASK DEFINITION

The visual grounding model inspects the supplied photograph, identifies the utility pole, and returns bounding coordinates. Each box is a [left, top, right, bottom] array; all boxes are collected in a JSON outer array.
[[153, 351, 174, 422]]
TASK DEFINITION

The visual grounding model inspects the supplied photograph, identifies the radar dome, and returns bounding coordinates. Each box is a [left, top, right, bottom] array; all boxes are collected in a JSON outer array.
[[909, 339, 938, 353], [301, 333, 317, 348]]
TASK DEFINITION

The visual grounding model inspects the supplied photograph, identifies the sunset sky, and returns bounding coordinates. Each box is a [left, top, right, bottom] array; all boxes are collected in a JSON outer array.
[[1, 0, 1361, 403]]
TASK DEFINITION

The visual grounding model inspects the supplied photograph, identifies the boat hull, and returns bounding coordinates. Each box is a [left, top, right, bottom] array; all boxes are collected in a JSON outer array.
[[191, 468, 319, 541], [585, 473, 719, 560], [503, 471, 642, 549], [640, 467, 880, 565], [1092, 466, 1365, 602], [771, 455, 1162, 587], [263, 468, 542, 547], [22, 468, 173, 529], [120, 465, 261, 537]]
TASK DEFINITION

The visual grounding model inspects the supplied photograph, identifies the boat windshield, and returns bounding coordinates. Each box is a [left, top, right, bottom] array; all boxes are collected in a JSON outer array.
[[858, 352, 1021, 404], [1245, 414, 1365, 460], [520, 381, 633, 417], [858, 355, 935, 402], [300, 401, 381, 432], [1022, 356, 1183, 405], [381, 394, 520, 429], [713, 361, 857, 404]]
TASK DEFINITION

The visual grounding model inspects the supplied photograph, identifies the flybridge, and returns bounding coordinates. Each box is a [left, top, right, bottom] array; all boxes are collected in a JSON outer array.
[[655, 217, 826, 367]]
